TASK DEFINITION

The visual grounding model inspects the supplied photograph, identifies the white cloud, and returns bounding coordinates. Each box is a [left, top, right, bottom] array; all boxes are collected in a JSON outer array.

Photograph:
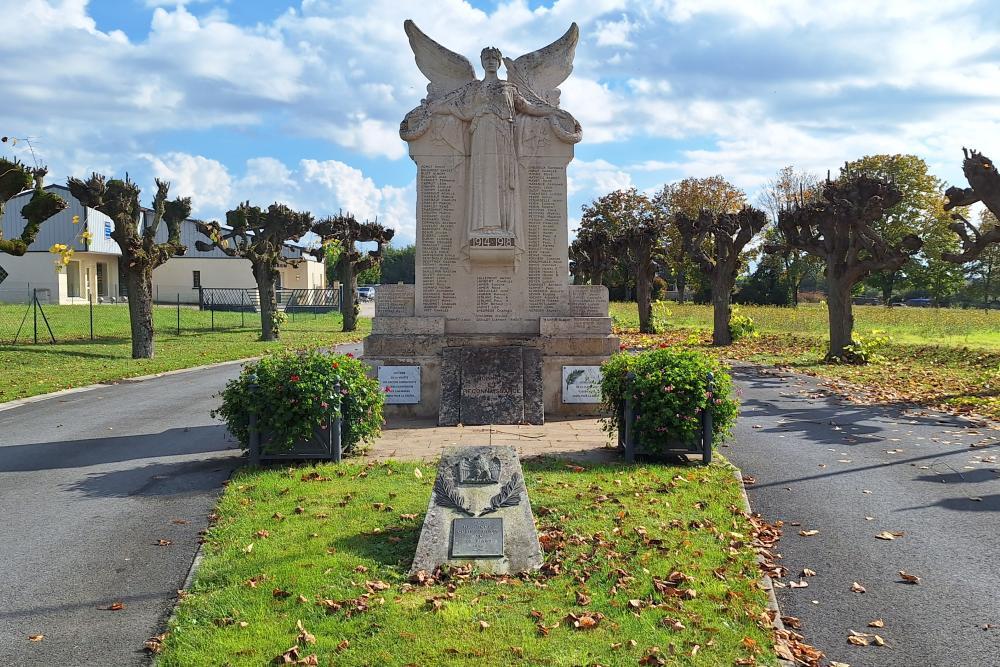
[[142, 152, 234, 214], [568, 158, 633, 198], [300, 159, 415, 239]]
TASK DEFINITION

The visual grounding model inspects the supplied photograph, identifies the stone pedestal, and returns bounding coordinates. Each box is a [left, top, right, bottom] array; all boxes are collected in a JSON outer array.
[[364, 284, 617, 422]]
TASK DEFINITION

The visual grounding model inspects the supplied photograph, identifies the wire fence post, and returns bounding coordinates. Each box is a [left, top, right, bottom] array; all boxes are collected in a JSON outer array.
[[33, 288, 38, 344], [176, 293, 181, 335], [241, 290, 245, 328], [211, 292, 215, 331], [89, 293, 94, 341]]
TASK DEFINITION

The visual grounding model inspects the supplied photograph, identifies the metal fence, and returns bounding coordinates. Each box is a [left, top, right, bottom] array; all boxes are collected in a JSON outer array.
[[0, 287, 345, 345]]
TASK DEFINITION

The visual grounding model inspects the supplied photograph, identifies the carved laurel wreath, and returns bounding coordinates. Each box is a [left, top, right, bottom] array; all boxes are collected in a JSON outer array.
[[433, 472, 524, 517]]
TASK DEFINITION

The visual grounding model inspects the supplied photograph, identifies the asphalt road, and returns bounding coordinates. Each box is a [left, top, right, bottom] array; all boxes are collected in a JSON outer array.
[[725, 363, 1000, 667], [0, 362, 251, 666]]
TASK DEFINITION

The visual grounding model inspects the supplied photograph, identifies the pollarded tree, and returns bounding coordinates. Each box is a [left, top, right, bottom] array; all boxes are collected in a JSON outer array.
[[654, 176, 746, 303], [676, 206, 767, 345], [313, 212, 394, 333], [581, 188, 668, 333], [68, 174, 189, 359], [942, 148, 1000, 263], [569, 223, 616, 287], [845, 154, 964, 304], [195, 202, 314, 342], [770, 172, 922, 362], [0, 161, 67, 256]]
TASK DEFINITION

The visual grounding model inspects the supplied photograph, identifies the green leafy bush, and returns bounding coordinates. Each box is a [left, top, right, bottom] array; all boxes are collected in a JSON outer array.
[[728, 306, 757, 340], [600, 347, 739, 456], [839, 329, 892, 364], [213, 349, 384, 453], [269, 309, 288, 338], [651, 299, 672, 333]]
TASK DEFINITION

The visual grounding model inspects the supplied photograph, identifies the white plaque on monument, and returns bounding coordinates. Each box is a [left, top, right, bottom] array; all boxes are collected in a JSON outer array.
[[378, 366, 421, 404], [561, 366, 602, 404]]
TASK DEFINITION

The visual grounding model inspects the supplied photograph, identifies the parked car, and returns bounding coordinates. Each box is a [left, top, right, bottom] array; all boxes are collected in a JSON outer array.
[[904, 297, 932, 307], [357, 286, 375, 302]]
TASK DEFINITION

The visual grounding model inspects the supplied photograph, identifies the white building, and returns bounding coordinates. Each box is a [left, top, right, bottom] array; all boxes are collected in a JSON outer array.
[[0, 185, 327, 304]]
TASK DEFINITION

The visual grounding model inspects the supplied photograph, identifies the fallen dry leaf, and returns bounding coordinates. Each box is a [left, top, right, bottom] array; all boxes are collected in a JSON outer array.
[[144, 633, 168, 653], [873, 635, 886, 646], [851, 582, 867, 594], [296, 620, 316, 645], [868, 619, 885, 628], [875, 531, 904, 540], [662, 618, 685, 631], [413, 468, 422, 478], [28, 634, 44, 642], [789, 580, 809, 589], [899, 570, 921, 584], [847, 635, 869, 646], [478, 620, 490, 631], [105, 602, 125, 611], [802, 568, 817, 577], [799, 529, 820, 537], [154, 539, 172, 546]]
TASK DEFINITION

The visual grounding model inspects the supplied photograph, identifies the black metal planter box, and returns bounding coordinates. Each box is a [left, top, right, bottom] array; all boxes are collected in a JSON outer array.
[[249, 416, 346, 465], [618, 371, 714, 465], [246, 379, 348, 464]]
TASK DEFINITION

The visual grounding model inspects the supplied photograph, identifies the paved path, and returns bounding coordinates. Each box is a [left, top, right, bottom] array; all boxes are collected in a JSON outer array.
[[724, 363, 1000, 667]]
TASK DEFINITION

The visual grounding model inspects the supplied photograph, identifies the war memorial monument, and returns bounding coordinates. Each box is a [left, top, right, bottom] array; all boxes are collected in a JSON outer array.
[[364, 20, 618, 425]]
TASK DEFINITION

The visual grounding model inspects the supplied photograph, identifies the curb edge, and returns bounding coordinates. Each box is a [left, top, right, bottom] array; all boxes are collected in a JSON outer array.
[[733, 467, 796, 667]]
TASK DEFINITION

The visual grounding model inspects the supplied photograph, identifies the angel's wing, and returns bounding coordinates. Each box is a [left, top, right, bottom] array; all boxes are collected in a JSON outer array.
[[505, 23, 578, 106], [404, 19, 477, 101]]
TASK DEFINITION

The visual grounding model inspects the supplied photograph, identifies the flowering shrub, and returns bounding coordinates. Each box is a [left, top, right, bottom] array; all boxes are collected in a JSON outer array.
[[213, 349, 384, 453], [600, 347, 739, 456]]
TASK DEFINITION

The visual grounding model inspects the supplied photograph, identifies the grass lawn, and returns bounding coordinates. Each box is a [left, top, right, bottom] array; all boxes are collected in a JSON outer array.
[[611, 302, 1000, 421], [0, 304, 369, 403], [158, 459, 779, 667]]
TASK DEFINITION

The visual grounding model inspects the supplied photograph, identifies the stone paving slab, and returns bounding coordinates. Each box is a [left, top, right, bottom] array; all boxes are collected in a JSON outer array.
[[366, 417, 619, 463]]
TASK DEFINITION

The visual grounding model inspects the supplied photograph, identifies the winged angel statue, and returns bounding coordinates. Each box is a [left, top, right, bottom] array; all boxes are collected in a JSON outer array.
[[399, 20, 582, 246]]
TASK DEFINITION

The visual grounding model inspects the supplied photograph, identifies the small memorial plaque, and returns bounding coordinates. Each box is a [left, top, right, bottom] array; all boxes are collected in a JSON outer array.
[[562, 366, 602, 404], [450, 517, 504, 558], [378, 365, 420, 404]]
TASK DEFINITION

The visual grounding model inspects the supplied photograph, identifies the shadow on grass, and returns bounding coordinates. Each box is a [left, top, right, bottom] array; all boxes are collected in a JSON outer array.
[[331, 522, 423, 570]]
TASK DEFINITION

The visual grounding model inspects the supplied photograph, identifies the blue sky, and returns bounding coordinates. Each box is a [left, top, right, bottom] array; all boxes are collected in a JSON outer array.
[[2, 0, 999, 245]]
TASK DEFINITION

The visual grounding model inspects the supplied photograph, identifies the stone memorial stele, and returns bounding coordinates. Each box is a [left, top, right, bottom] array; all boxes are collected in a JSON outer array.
[[409, 446, 542, 576], [364, 19, 618, 425]]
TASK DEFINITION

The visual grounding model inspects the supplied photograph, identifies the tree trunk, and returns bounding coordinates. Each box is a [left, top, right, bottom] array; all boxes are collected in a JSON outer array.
[[636, 250, 654, 334], [340, 257, 358, 332], [677, 268, 687, 303], [254, 263, 278, 341], [125, 264, 155, 359], [881, 271, 895, 306], [591, 269, 604, 287], [984, 259, 993, 311], [826, 270, 855, 360], [711, 275, 733, 346]]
